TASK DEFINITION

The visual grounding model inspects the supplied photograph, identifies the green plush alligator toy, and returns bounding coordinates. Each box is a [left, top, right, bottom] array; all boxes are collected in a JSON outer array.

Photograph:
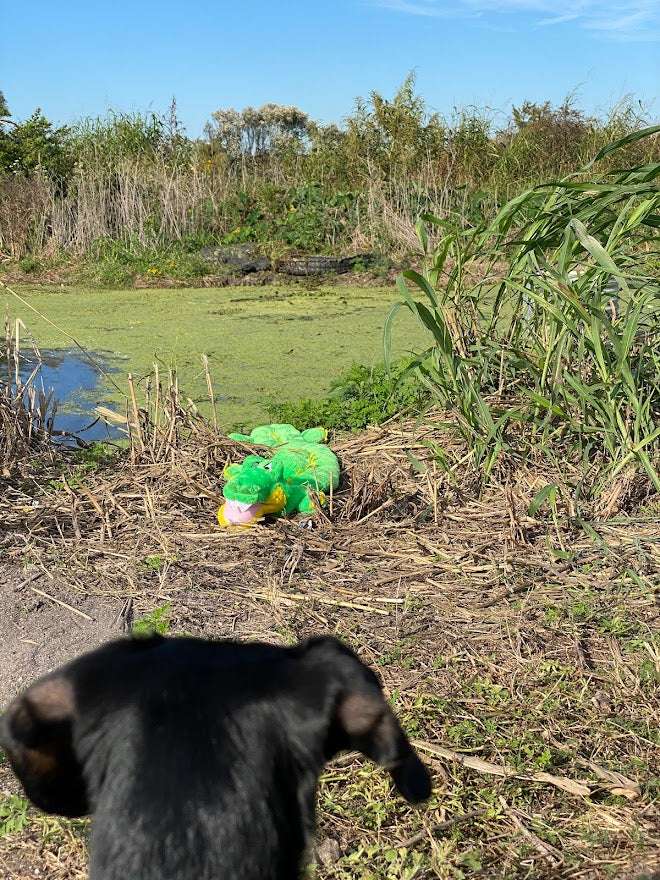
[[218, 424, 340, 527]]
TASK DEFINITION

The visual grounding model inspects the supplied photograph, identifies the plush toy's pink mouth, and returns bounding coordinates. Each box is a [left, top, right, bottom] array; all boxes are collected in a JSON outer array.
[[218, 499, 263, 525]]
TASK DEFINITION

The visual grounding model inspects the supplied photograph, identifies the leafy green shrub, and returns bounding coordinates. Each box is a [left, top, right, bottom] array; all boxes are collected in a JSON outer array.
[[217, 183, 357, 253], [0, 106, 72, 178], [267, 358, 430, 432], [218, 190, 268, 244], [273, 184, 356, 252], [17, 255, 41, 274]]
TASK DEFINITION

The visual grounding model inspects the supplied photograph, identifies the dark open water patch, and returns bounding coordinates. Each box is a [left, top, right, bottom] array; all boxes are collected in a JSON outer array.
[[1, 348, 124, 444]]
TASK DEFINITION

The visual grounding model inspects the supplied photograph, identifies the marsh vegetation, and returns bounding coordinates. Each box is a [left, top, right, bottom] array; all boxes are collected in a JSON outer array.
[[1, 78, 658, 283]]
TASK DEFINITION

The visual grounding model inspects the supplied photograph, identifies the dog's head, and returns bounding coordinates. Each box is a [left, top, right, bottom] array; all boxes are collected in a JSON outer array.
[[0, 635, 431, 854]]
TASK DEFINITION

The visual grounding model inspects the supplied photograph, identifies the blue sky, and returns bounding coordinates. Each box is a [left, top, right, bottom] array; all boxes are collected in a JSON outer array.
[[3, 0, 659, 137]]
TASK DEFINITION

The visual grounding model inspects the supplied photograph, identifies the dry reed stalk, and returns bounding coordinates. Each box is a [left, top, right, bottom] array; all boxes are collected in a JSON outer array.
[[28, 586, 94, 621], [202, 354, 218, 431], [0, 316, 59, 467], [127, 374, 145, 453]]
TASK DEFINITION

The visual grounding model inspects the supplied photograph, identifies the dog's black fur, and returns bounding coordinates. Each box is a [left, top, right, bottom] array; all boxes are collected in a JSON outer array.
[[0, 634, 431, 879]]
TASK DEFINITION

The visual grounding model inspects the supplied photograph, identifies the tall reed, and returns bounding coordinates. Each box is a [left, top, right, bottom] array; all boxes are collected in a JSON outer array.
[[386, 127, 660, 501], [1, 316, 58, 468]]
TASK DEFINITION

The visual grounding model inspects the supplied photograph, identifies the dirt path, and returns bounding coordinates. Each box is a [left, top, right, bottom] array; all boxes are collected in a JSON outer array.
[[0, 564, 120, 708]]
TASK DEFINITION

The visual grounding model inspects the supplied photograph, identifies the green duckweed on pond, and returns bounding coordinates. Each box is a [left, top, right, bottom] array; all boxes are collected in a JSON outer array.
[[3, 284, 428, 430]]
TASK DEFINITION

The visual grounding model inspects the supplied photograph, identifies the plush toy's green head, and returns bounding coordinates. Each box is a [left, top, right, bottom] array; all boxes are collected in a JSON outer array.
[[218, 455, 288, 527]]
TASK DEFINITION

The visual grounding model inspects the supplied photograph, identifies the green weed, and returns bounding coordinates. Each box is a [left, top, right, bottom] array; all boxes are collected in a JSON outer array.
[[318, 843, 425, 880], [0, 795, 30, 836], [132, 602, 172, 635], [17, 255, 41, 274], [141, 554, 165, 572], [268, 358, 430, 432]]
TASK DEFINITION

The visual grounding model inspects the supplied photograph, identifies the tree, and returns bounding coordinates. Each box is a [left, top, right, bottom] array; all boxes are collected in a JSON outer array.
[[0, 90, 11, 121], [0, 105, 71, 177], [206, 104, 310, 157]]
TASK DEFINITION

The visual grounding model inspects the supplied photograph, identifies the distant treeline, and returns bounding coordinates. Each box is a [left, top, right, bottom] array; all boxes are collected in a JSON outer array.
[[1, 74, 658, 261]]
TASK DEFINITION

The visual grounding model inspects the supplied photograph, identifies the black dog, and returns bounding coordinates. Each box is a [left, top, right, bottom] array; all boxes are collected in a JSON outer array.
[[0, 634, 431, 879]]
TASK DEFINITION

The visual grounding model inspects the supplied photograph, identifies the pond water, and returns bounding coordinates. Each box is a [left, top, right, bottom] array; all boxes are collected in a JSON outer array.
[[4, 285, 428, 434], [1, 348, 124, 442]]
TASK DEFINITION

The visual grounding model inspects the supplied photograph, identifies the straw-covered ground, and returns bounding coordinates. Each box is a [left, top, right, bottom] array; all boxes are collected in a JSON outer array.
[[0, 397, 658, 880]]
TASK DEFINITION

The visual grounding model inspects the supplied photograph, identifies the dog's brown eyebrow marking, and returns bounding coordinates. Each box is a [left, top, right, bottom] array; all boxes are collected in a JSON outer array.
[[25, 678, 76, 723], [337, 692, 384, 736], [9, 744, 60, 775]]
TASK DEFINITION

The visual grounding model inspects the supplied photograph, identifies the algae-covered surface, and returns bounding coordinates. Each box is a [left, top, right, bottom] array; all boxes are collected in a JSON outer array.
[[4, 285, 427, 430]]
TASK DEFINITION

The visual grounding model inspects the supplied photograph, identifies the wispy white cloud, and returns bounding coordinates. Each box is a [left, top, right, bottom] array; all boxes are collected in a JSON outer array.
[[587, 8, 647, 32], [373, 0, 660, 41], [375, 0, 468, 16], [538, 13, 580, 26], [376, 0, 456, 15]]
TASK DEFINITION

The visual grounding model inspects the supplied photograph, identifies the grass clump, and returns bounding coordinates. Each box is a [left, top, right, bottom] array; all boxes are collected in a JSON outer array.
[[78, 239, 211, 288], [0, 794, 30, 836]]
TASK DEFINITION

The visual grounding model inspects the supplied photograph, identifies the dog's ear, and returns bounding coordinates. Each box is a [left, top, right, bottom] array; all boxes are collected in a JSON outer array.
[[0, 676, 90, 817], [334, 679, 432, 804], [299, 637, 432, 804]]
